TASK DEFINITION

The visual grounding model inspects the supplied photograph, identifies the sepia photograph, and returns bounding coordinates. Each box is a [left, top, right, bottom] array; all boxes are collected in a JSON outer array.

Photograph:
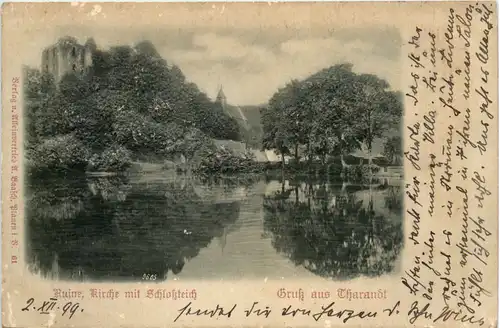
[[3, 3, 497, 328], [23, 24, 404, 282]]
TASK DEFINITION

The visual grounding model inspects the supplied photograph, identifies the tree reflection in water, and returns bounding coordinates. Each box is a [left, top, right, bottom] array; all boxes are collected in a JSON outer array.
[[263, 181, 403, 280], [384, 185, 403, 214], [26, 174, 240, 282]]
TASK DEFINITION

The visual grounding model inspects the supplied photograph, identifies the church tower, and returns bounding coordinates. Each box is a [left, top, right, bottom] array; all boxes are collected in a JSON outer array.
[[215, 85, 227, 110], [214, 84, 251, 132]]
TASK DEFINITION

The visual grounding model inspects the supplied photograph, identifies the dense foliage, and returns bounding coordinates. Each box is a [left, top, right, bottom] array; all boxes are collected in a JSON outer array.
[[27, 134, 90, 172], [24, 40, 241, 172], [261, 64, 403, 166], [193, 147, 262, 175]]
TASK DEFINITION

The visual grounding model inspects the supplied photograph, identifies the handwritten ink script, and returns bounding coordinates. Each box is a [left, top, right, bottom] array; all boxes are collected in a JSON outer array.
[[21, 298, 84, 319], [402, 2, 496, 327], [171, 299, 486, 325]]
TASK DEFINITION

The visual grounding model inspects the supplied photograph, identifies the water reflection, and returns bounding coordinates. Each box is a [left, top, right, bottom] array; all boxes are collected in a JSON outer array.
[[26, 173, 403, 282], [263, 181, 403, 280], [27, 174, 240, 281]]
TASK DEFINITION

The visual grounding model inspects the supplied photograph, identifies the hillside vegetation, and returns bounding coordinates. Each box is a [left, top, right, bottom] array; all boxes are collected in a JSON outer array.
[[24, 40, 241, 172]]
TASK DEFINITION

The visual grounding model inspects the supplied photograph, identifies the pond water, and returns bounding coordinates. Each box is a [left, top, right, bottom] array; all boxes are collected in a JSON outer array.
[[26, 172, 404, 282]]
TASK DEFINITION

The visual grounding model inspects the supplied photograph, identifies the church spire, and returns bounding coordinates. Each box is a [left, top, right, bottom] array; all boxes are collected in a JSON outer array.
[[216, 85, 227, 109]]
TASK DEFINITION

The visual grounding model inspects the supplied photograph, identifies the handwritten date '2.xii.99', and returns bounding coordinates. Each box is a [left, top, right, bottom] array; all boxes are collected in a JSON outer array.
[[21, 298, 83, 319]]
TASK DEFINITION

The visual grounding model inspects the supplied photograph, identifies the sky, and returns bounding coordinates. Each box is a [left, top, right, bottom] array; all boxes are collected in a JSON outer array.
[[26, 25, 402, 106]]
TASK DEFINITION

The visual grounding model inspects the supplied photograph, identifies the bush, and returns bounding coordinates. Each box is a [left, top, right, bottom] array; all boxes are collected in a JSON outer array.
[[87, 145, 132, 172], [344, 164, 380, 181], [30, 134, 90, 171], [327, 163, 343, 176], [193, 147, 263, 174]]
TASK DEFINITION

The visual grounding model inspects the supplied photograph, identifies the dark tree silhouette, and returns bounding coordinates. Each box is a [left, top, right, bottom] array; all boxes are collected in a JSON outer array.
[[261, 63, 403, 169]]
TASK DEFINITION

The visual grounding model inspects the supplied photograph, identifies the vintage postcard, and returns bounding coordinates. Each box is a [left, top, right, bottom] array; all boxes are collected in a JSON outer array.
[[1, 2, 498, 327]]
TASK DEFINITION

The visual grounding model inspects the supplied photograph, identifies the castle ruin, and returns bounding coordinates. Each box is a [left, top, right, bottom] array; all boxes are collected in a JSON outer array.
[[41, 36, 96, 82]]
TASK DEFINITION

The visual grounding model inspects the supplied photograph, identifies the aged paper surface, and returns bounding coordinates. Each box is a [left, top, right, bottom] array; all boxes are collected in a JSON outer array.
[[1, 2, 498, 327]]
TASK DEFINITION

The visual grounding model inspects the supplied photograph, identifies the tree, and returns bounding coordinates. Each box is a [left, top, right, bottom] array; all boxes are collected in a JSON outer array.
[[24, 67, 56, 148], [25, 39, 242, 173], [350, 75, 403, 164], [383, 136, 402, 165], [261, 104, 291, 170], [281, 80, 310, 162], [262, 63, 403, 174], [302, 64, 362, 164], [262, 78, 315, 168]]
